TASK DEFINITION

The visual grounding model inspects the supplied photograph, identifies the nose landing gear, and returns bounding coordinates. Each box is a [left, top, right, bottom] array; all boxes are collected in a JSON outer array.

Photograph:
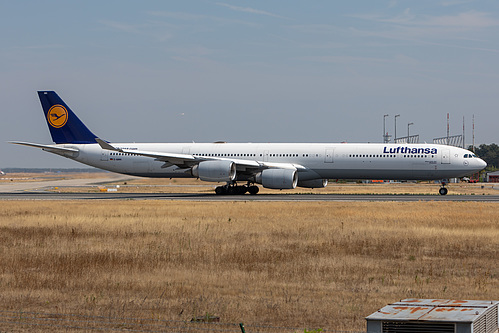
[[439, 180, 448, 195]]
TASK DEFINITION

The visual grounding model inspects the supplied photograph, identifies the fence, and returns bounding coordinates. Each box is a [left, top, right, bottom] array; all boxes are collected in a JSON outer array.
[[0, 310, 365, 332]]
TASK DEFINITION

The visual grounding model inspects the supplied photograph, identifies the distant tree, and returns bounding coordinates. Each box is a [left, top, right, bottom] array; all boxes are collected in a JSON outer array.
[[469, 143, 499, 170]]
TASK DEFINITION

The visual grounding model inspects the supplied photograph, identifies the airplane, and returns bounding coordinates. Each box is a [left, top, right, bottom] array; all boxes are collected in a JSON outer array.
[[10, 91, 487, 195]]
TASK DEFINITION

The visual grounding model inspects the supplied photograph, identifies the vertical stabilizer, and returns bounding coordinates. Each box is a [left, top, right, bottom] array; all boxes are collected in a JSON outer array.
[[38, 91, 98, 144]]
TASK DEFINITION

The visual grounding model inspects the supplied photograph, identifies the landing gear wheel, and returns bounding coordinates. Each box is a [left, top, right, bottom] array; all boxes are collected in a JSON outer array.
[[215, 186, 226, 195], [215, 183, 258, 195], [237, 186, 248, 195], [439, 187, 448, 196], [248, 185, 259, 195]]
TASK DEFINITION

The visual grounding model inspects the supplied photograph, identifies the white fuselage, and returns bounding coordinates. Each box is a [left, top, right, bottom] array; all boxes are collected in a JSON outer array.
[[52, 142, 485, 181]]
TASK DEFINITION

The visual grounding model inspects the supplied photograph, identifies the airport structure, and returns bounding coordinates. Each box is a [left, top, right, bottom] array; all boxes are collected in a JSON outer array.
[[486, 171, 499, 183], [366, 299, 498, 333], [433, 135, 464, 148], [385, 114, 474, 150]]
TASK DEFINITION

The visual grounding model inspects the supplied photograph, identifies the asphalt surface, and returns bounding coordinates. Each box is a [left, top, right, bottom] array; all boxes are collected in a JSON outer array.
[[2, 175, 498, 202], [1, 191, 498, 202]]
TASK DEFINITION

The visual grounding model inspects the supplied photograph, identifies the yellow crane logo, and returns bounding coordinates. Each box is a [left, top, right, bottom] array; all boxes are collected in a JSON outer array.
[[47, 105, 68, 128]]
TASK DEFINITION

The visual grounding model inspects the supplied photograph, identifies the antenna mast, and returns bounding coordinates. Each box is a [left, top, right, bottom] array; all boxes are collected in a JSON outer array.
[[472, 114, 475, 153], [447, 113, 450, 145], [462, 116, 465, 149]]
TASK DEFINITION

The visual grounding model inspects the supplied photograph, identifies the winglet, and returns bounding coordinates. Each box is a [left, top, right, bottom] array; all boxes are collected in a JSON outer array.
[[96, 138, 121, 151]]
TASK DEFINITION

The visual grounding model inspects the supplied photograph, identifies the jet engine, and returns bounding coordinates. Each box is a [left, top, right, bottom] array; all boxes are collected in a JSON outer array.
[[297, 179, 328, 188], [255, 169, 297, 189], [191, 160, 236, 182]]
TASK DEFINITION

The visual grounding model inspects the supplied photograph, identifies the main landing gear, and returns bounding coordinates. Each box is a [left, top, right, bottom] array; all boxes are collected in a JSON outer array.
[[439, 180, 448, 195], [215, 182, 259, 195]]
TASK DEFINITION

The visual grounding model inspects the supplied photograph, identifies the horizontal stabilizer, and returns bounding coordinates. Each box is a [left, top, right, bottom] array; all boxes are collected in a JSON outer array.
[[9, 141, 80, 158], [9, 141, 79, 153]]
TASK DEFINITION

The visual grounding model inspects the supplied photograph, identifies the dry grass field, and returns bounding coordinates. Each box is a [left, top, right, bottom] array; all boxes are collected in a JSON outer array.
[[0, 172, 106, 182], [0, 200, 498, 331]]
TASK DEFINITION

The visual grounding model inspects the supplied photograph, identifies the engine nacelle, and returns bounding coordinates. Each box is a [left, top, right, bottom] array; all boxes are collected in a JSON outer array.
[[297, 179, 328, 188], [255, 168, 297, 189], [191, 160, 236, 182]]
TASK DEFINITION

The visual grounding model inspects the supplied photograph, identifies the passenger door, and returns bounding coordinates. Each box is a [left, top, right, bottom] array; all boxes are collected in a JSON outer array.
[[324, 148, 334, 163], [441, 149, 450, 164]]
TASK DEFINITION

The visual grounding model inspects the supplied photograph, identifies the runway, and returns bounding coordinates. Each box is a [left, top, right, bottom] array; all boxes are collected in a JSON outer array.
[[2, 174, 498, 202], [1, 191, 499, 202]]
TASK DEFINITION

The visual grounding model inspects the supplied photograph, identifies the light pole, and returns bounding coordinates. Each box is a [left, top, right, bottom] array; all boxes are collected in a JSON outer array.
[[383, 114, 389, 143], [407, 122, 414, 142], [394, 114, 400, 142]]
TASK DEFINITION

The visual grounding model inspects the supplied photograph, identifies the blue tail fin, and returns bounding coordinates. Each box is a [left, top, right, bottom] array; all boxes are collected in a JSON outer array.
[[38, 91, 98, 144]]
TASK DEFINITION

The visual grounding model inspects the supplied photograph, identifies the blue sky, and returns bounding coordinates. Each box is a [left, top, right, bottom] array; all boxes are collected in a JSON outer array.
[[1, 0, 499, 168]]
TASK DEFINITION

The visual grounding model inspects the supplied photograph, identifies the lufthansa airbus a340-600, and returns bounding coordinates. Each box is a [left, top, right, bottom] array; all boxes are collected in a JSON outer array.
[[11, 91, 486, 195]]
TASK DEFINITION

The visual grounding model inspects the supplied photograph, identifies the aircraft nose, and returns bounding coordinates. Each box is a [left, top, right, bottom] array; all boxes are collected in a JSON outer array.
[[478, 158, 487, 169]]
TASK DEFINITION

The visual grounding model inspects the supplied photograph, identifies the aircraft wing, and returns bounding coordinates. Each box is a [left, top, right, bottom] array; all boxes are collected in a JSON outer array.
[[96, 138, 304, 172], [96, 138, 197, 168]]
